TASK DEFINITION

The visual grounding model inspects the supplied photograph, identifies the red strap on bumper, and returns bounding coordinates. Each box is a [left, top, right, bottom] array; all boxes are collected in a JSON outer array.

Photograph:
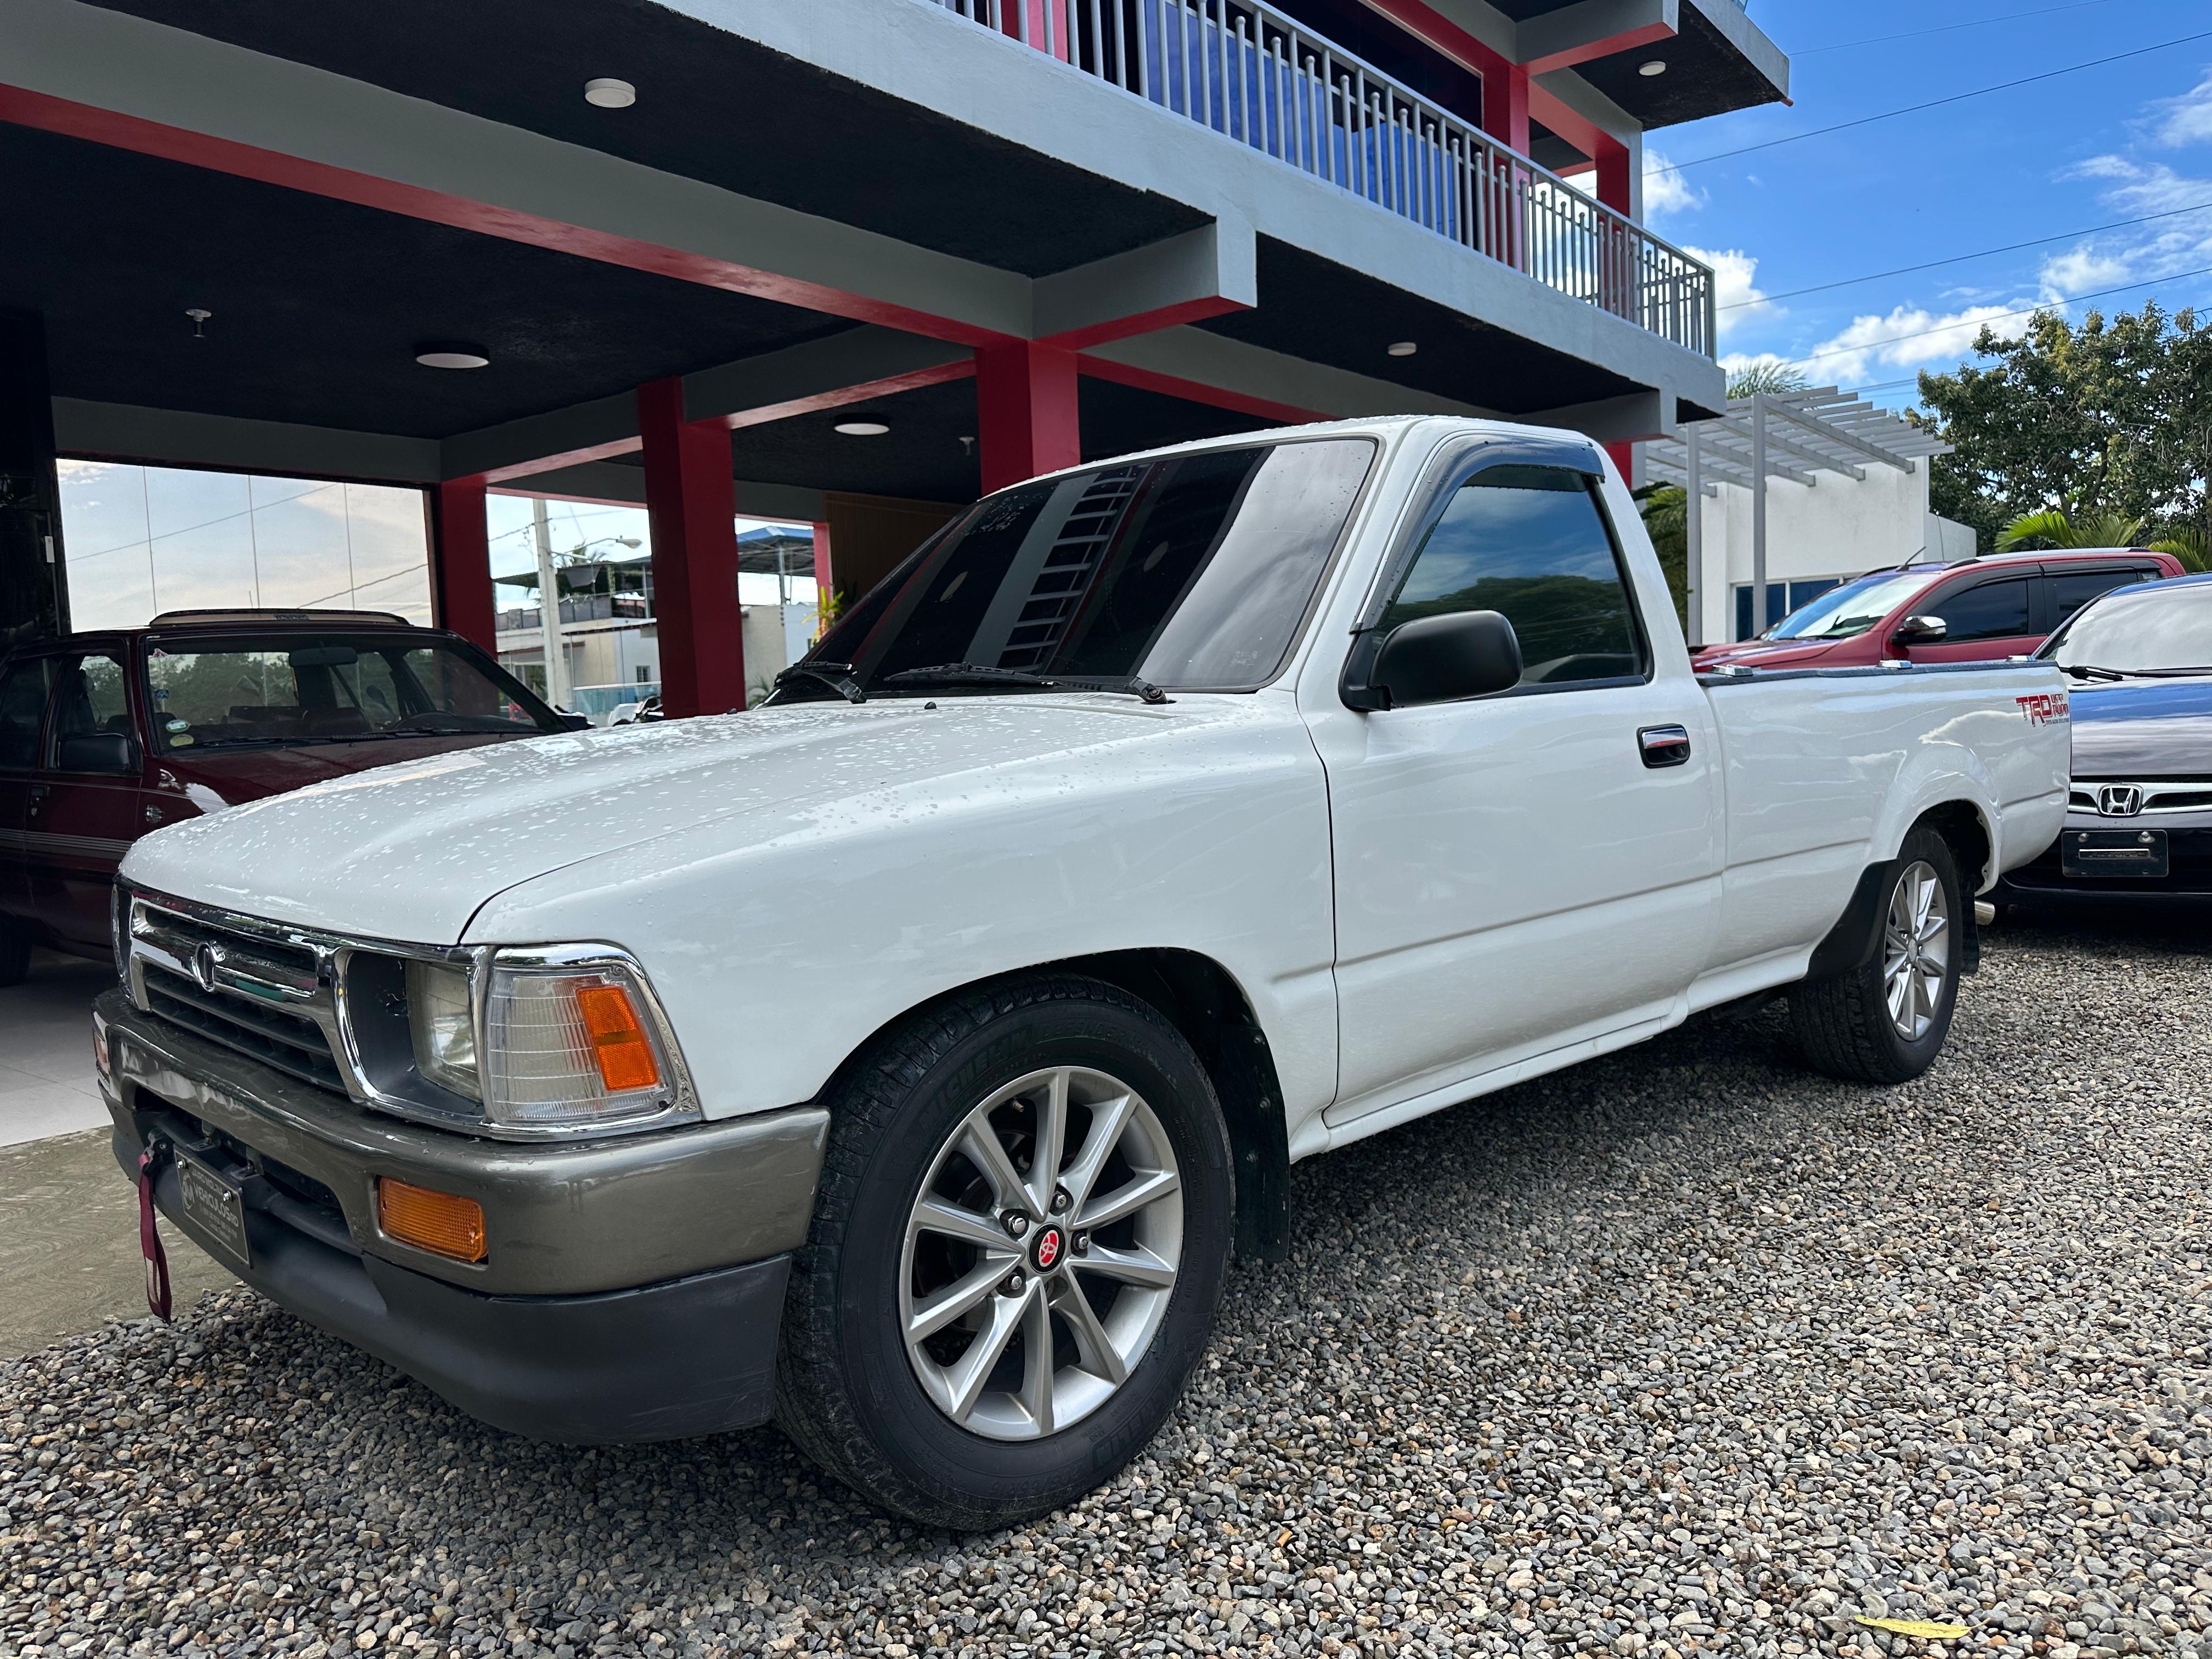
[[138, 1148, 171, 1323]]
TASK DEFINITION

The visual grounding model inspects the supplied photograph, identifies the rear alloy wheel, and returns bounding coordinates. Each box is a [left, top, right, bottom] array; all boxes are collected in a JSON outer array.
[[1791, 825, 1965, 1084], [776, 975, 1233, 1528]]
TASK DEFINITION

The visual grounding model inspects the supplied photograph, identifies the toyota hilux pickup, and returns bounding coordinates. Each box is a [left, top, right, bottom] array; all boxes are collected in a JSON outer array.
[[94, 417, 2070, 1528]]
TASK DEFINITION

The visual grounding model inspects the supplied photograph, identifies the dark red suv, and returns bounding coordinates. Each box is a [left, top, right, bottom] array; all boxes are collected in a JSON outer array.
[[0, 610, 574, 983], [1691, 549, 2187, 672]]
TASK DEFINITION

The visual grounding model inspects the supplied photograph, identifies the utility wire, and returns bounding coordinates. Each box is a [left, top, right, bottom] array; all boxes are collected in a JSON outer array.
[[1651, 29, 2212, 176], [1784, 263, 2212, 368], [1722, 201, 2212, 310], [1788, 0, 2119, 55]]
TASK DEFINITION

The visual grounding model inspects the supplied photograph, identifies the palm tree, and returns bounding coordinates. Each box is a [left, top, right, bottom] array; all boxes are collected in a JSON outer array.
[[1995, 505, 2146, 552], [1727, 362, 1810, 399], [2151, 528, 2210, 573]]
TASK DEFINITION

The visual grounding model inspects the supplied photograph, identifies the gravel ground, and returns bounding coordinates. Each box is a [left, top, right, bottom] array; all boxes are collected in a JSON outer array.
[[4, 914, 2209, 1659]]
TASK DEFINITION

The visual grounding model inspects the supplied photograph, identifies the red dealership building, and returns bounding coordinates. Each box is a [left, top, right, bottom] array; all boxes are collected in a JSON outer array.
[[0, 0, 1786, 714]]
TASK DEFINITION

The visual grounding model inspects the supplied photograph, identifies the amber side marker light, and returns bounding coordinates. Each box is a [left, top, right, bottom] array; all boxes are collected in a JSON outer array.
[[377, 1178, 488, 1263], [575, 983, 662, 1092]]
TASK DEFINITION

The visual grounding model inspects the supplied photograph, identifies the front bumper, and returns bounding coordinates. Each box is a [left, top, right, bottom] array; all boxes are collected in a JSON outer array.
[[97, 989, 828, 1442], [2001, 822, 2212, 898]]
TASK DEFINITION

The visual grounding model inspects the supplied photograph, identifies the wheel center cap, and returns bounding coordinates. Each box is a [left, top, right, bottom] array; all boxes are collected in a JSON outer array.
[[1031, 1224, 1065, 1273]]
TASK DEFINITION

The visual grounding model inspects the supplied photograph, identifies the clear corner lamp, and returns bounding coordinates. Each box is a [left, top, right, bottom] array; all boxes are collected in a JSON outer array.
[[408, 951, 691, 1131]]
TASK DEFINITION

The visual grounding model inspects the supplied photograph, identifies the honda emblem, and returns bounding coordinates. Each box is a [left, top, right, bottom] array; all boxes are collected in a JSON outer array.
[[2096, 785, 2144, 817]]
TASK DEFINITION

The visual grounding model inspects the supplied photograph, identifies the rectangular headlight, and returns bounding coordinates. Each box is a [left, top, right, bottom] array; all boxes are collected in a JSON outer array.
[[481, 959, 686, 1129], [406, 960, 480, 1101]]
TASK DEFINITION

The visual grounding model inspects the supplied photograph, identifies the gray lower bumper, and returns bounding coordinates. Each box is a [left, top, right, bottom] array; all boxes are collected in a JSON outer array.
[[97, 990, 827, 1442]]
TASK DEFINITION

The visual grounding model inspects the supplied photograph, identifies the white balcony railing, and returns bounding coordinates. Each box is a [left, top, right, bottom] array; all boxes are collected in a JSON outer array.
[[931, 0, 1717, 357]]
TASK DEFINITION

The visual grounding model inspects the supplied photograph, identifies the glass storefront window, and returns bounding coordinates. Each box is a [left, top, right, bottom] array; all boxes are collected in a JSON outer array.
[[57, 461, 433, 630]]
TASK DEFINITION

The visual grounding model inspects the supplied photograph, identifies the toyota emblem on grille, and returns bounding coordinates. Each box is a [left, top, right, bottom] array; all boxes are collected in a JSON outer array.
[[2096, 784, 2145, 817], [191, 941, 224, 994]]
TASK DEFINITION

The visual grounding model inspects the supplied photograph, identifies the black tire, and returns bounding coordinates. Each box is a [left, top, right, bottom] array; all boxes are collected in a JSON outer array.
[[1791, 824, 1964, 1084], [775, 973, 1235, 1529], [0, 918, 31, 989]]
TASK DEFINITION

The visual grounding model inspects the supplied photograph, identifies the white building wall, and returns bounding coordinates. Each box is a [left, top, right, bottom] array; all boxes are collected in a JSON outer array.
[[1688, 462, 1976, 645]]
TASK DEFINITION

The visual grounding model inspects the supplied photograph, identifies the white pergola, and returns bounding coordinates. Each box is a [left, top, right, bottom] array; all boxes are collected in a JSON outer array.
[[1643, 388, 1952, 633]]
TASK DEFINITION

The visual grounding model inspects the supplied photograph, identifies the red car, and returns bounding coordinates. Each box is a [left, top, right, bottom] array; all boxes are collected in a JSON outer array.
[[1691, 548, 2187, 673], [0, 610, 575, 983]]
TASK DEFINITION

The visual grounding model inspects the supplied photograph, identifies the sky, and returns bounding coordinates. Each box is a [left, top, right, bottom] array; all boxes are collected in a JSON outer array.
[[1634, 0, 2212, 411]]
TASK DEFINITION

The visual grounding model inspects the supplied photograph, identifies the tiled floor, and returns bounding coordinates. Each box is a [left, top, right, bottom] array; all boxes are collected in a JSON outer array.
[[1, 950, 112, 1148]]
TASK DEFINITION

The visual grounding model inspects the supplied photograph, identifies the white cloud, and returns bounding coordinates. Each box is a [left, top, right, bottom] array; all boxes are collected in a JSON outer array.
[[2149, 65, 2212, 148], [1684, 246, 1770, 337], [2039, 243, 2134, 295], [1642, 150, 1704, 217], [1799, 303, 2035, 385]]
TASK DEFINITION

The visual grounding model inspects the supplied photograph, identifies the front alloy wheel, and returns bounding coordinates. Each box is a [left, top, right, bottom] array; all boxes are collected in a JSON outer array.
[[776, 974, 1234, 1528], [900, 1066, 1182, 1440]]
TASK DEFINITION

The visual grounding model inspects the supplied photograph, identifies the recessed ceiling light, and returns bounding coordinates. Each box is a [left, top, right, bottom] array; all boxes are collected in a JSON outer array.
[[835, 420, 891, 436], [1638, 59, 1667, 76], [1387, 341, 1418, 358], [584, 77, 637, 108], [415, 342, 490, 370]]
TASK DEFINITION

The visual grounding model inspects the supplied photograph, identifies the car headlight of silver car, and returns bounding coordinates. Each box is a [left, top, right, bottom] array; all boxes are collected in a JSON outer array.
[[402, 946, 697, 1133]]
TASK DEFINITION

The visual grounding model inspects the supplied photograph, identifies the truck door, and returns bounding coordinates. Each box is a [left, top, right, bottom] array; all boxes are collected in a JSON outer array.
[[27, 650, 144, 951], [0, 653, 61, 935], [1305, 449, 1724, 1119]]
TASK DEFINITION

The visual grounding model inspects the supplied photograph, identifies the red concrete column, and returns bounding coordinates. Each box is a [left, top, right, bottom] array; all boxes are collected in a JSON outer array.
[[1604, 441, 1635, 484], [637, 377, 746, 719], [427, 477, 496, 651], [811, 521, 833, 597], [976, 340, 1080, 495], [1594, 137, 1633, 216], [1483, 65, 1531, 155]]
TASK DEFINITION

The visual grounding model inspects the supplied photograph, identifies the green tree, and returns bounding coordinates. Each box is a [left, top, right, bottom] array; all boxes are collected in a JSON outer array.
[[1912, 301, 2212, 553], [1632, 483, 1690, 628], [1996, 504, 2209, 571], [1726, 362, 1810, 399]]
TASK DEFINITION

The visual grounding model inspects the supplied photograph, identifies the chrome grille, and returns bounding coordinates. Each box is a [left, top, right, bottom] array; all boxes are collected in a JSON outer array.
[[127, 898, 348, 1095], [2068, 778, 2212, 815]]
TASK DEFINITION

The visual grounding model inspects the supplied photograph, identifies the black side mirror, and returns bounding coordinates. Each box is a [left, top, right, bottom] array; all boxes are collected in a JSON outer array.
[[1365, 610, 1523, 709], [57, 732, 139, 775], [1891, 614, 1948, 647]]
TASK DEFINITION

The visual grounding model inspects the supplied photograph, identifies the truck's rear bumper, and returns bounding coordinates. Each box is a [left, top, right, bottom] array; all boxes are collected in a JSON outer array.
[[96, 989, 825, 1443]]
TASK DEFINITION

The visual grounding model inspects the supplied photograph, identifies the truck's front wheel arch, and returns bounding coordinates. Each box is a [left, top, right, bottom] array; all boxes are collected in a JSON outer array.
[[818, 950, 1292, 1266]]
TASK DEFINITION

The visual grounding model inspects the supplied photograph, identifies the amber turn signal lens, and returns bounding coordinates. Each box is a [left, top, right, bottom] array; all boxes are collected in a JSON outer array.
[[377, 1177, 487, 1263], [574, 983, 662, 1093]]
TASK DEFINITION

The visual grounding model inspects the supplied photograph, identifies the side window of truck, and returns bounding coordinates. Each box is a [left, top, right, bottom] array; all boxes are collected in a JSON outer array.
[[2049, 568, 2155, 628], [1377, 464, 1646, 689], [1924, 578, 2032, 642], [0, 657, 58, 769]]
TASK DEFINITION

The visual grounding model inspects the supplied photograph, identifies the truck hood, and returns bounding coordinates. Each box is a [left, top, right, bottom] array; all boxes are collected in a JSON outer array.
[[2066, 675, 2212, 776], [121, 697, 1217, 943]]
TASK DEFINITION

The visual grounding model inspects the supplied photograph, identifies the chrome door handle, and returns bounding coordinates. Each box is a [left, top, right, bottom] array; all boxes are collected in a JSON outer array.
[[1638, 725, 1692, 768]]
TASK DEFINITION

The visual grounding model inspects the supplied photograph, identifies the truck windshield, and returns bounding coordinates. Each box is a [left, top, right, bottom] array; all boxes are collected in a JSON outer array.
[[787, 438, 1376, 700], [144, 634, 564, 751], [1764, 569, 1936, 641], [2039, 583, 2212, 675]]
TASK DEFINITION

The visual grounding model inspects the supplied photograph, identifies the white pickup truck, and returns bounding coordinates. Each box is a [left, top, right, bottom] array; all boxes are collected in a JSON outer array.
[[97, 417, 2069, 1527]]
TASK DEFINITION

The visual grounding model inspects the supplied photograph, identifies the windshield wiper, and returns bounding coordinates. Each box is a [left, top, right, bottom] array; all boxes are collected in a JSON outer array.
[[1054, 673, 1172, 705], [881, 664, 1172, 704], [772, 661, 867, 704], [879, 663, 1058, 692], [2061, 663, 2130, 681]]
